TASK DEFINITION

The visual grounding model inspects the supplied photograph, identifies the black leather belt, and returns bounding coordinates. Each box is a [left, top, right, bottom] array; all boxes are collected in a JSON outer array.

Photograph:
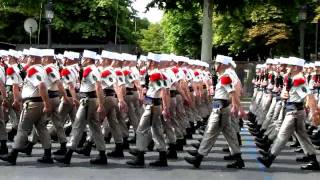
[[79, 91, 97, 98], [126, 87, 137, 91], [145, 96, 161, 106], [65, 89, 72, 97], [189, 87, 193, 92], [48, 90, 59, 98], [170, 90, 178, 97], [212, 99, 230, 109], [104, 89, 115, 96], [285, 102, 304, 112], [22, 97, 43, 103]]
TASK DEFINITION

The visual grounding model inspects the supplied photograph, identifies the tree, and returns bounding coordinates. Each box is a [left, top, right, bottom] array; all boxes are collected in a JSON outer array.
[[0, 0, 148, 45], [138, 23, 166, 53]]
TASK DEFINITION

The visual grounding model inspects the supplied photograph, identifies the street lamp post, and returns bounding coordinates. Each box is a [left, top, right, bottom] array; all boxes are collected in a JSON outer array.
[[299, 6, 307, 59], [45, 0, 54, 48]]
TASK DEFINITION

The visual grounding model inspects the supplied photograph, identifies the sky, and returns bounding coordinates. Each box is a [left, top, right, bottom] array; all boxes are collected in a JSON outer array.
[[132, 0, 164, 23]]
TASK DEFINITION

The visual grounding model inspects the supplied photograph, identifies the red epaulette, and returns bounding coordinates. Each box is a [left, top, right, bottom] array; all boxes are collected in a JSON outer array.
[[123, 70, 131, 76], [149, 73, 162, 81], [115, 70, 123, 76], [27, 67, 38, 77], [83, 67, 92, 78], [293, 78, 305, 87], [171, 67, 179, 74], [220, 75, 232, 85], [45, 67, 53, 74], [101, 70, 111, 78], [60, 68, 71, 77], [6, 67, 15, 76]]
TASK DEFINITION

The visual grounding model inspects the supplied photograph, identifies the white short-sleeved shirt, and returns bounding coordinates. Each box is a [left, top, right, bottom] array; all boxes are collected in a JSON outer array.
[[288, 75, 310, 103], [79, 65, 101, 93], [100, 67, 117, 89], [44, 64, 60, 91], [60, 65, 78, 89], [21, 64, 49, 98], [6, 64, 23, 86], [214, 71, 235, 100], [146, 69, 165, 98]]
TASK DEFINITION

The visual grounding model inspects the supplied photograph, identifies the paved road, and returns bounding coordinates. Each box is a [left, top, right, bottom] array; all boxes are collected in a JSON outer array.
[[0, 100, 319, 180]]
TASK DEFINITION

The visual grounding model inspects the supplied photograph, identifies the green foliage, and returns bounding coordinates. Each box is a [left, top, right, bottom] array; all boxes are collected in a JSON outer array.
[[138, 23, 165, 53], [0, 0, 149, 45]]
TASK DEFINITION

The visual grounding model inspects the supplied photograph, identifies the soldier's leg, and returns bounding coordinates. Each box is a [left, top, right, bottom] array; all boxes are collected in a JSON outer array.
[[261, 97, 277, 130], [126, 94, 139, 131], [270, 112, 296, 156]]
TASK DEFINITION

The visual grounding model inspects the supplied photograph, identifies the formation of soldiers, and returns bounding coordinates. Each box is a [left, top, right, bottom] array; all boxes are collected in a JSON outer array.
[[0, 48, 319, 171]]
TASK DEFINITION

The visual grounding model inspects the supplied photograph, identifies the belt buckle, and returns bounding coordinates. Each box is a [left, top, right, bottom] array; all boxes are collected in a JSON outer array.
[[213, 101, 223, 109]]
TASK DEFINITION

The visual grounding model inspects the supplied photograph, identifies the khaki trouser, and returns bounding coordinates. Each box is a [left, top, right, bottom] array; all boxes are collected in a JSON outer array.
[[168, 97, 184, 140], [198, 106, 241, 156], [136, 104, 166, 152], [162, 97, 177, 144], [13, 101, 51, 150], [0, 96, 7, 141], [261, 96, 277, 130], [103, 96, 123, 143], [271, 109, 316, 156], [30, 97, 67, 144], [115, 98, 130, 138], [265, 99, 283, 138], [257, 92, 272, 125], [67, 98, 105, 151], [175, 94, 188, 136], [4, 91, 21, 129], [251, 90, 263, 114], [125, 94, 140, 131]]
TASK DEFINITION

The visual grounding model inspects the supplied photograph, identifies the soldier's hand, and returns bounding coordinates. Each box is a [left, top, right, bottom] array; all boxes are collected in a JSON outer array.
[[281, 90, 289, 99], [2, 99, 9, 111], [43, 102, 52, 113], [231, 105, 239, 116], [97, 104, 106, 118], [162, 109, 170, 119], [12, 100, 21, 111], [118, 100, 128, 113], [72, 98, 80, 107]]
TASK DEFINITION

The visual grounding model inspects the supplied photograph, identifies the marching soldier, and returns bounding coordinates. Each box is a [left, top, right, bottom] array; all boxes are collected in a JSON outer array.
[[0, 48, 53, 165], [126, 53, 170, 167], [54, 50, 107, 165], [184, 55, 245, 169], [0, 50, 8, 155], [257, 57, 320, 170]]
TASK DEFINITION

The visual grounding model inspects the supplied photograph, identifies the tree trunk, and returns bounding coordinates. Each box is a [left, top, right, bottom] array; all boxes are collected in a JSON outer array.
[[201, 0, 213, 63]]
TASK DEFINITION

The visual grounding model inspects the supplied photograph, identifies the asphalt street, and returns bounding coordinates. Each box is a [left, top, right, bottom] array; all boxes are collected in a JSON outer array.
[[0, 100, 318, 180]]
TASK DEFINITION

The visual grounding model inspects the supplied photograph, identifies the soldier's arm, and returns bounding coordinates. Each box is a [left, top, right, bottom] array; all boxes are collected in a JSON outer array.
[[68, 82, 79, 106], [57, 80, 69, 101], [12, 84, 21, 103], [95, 81, 104, 107], [39, 82, 51, 112], [0, 81, 6, 99], [230, 91, 240, 110]]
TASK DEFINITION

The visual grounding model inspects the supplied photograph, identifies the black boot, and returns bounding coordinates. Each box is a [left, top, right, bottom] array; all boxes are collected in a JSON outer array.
[[176, 139, 184, 151], [301, 154, 320, 170], [222, 147, 230, 152], [0, 149, 18, 165], [90, 151, 108, 165], [247, 112, 256, 123], [184, 153, 203, 168], [53, 143, 67, 156], [294, 148, 304, 153], [256, 141, 271, 152], [8, 128, 17, 142], [296, 155, 310, 163], [77, 132, 87, 148], [311, 129, 320, 140], [147, 140, 154, 151], [257, 153, 276, 168], [104, 133, 112, 144], [289, 140, 300, 148], [128, 134, 136, 144], [126, 150, 145, 167], [226, 153, 245, 169], [191, 143, 200, 149], [75, 141, 92, 156], [258, 149, 269, 157], [54, 149, 73, 165], [21, 141, 34, 156], [107, 143, 124, 158], [237, 133, 242, 146], [123, 137, 130, 150], [224, 154, 235, 161], [37, 149, 54, 164], [187, 149, 199, 157], [0, 140, 8, 155], [307, 126, 316, 136], [64, 125, 72, 137], [150, 151, 168, 167], [166, 144, 178, 159]]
